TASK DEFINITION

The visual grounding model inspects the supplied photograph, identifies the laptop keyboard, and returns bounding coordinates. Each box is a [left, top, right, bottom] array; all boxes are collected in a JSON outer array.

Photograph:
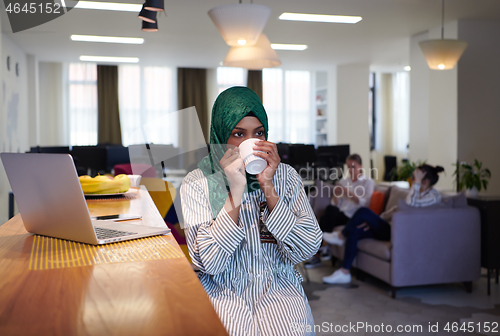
[[94, 227, 137, 240]]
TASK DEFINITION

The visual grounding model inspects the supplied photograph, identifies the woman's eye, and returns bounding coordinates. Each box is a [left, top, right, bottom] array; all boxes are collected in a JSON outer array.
[[256, 131, 264, 136], [233, 132, 244, 137]]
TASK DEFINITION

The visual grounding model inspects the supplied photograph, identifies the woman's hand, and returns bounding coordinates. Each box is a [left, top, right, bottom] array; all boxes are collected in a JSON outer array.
[[220, 147, 246, 189], [357, 222, 370, 231], [413, 168, 426, 184], [252, 140, 280, 188]]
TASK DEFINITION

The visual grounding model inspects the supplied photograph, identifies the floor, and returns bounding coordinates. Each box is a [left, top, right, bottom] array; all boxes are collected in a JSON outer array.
[[302, 259, 500, 336]]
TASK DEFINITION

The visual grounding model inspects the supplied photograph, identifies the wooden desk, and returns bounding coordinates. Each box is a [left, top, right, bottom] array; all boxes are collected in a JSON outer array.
[[0, 188, 227, 336]]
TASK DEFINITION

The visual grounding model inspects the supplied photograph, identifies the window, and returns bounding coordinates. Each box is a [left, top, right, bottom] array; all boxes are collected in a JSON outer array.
[[262, 68, 283, 142], [392, 72, 410, 155], [285, 70, 311, 144], [216, 67, 246, 94], [369, 72, 376, 150], [263, 69, 312, 143], [67, 63, 97, 146], [118, 65, 176, 147]]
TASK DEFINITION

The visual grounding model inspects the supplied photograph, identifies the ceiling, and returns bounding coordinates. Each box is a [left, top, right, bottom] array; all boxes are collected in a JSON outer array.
[[2, 0, 500, 70]]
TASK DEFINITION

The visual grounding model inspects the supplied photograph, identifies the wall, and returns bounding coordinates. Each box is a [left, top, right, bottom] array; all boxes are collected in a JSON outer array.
[[457, 20, 500, 195], [27, 54, 39, 147], [326, 67, 337, 145], [409, 31, 431, 163], [409, 22, 458, 191], [0, 34, 29, 224], [38, 62, 65, 146], [336, 64, 370, 169], [371, 73, 393, 182]]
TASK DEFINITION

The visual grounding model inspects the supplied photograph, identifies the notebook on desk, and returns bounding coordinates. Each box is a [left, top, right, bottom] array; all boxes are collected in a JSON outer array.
[[1, 153, 170, 245]]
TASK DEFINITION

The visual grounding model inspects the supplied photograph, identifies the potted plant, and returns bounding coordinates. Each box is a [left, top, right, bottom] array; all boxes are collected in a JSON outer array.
[[392, 160, 426, 186], [453, 159, 491, 197]]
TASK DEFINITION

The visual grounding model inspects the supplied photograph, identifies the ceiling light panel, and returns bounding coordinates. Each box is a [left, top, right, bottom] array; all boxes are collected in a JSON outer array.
[[279, 12, 362, 24], [80, 56, 140, 63], [71, 35, 144, 44], [69, 1, 142, 12], [271, 44, 308, 51]]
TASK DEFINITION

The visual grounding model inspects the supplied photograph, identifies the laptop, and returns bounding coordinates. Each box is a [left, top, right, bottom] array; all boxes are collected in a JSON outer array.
[[1, 153, 170, 245]]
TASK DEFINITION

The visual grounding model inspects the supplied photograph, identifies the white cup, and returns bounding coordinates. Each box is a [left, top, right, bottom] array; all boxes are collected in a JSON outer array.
[[128, 175, 142, 188], [238, 138, 267, 175]]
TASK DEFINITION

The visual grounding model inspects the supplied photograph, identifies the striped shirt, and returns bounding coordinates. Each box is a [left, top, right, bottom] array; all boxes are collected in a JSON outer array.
[[181, 163, 322, 336], [406, 183, 442, 207]]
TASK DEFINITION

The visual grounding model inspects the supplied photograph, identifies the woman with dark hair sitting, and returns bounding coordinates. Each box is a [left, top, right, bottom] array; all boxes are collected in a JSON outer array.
[[322, 164, 444, 284]]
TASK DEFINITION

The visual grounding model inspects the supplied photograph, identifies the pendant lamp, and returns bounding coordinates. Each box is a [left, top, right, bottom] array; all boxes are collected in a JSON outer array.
[[208, 2, 271, 46], [142, 20, 158, 32], [223, 34, 281, 70], [144, 0, 164, 12], [138, 5, 156, 23], [418, 0, 467, 70]]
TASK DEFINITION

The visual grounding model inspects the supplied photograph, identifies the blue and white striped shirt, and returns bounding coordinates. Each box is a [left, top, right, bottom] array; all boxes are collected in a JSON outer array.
[[181, 163, 322, 336]]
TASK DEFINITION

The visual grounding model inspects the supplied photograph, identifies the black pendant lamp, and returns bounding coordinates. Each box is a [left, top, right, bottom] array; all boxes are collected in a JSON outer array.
[[144, 0, 164, 12], [142, 20, 158, 32], [138, 5, 156, 23]]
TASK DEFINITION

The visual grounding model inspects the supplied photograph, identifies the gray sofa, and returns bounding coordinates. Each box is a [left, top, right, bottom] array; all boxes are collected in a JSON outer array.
[[310, 181, 481, 298]]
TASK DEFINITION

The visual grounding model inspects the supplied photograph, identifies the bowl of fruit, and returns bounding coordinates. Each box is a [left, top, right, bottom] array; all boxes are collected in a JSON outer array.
[[79, 174, 131, 196]]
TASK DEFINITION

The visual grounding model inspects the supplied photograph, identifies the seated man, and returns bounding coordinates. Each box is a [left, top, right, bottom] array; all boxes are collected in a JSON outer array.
[[305, 153, 374, 268]]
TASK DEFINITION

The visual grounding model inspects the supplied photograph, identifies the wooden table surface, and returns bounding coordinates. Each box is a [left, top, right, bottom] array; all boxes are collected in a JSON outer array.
[[0, 188, 227, 336]]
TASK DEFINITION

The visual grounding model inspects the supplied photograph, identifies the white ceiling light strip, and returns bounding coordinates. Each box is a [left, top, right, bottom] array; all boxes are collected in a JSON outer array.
[[279, 12, 362, 24], [67, 1, 142, 12], [71, 35, 144, 44], [271, 44, 308, 51], [79, 56, 139, 63]]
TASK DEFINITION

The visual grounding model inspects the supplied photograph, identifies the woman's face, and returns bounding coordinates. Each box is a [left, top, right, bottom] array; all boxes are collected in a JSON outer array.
[[346, 159, 362, 180], [226, 116, 265, 148]]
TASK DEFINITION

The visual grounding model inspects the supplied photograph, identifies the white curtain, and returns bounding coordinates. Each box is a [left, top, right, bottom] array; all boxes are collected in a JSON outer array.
[[118, 65, 177, 147], [263, 68, 284, 143], [285, 70, 311, 144], [66, 63, 98, 146], [263, 69, 312, 144], [392, 72, 410, 156], [215, 67, 312, 144], [217, 67, 246, 94]]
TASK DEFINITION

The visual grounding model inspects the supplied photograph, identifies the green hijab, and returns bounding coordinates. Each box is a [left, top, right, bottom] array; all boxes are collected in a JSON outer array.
[[198, 86, 269, 218]]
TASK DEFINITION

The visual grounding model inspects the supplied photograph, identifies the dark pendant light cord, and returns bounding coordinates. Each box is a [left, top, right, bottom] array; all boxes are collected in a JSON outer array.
[[441, 0, 445, 39]]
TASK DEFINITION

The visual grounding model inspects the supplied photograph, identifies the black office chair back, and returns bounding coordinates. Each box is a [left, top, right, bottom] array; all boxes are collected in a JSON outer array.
[[384, 155, 398, 181]]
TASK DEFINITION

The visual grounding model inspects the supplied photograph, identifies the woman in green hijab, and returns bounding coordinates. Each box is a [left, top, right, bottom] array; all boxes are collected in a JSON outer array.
[[181, 86, 321, 336]]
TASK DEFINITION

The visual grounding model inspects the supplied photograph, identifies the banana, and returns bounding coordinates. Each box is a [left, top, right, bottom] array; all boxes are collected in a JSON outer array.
[[115, 174, 131, 193], [79, 175, 131, 194]]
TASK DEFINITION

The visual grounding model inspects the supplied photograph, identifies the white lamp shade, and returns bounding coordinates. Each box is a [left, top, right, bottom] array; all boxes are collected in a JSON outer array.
[[208, 3, 271, 46], [223, 34, 281, 70], [419, 39, 468, 70]]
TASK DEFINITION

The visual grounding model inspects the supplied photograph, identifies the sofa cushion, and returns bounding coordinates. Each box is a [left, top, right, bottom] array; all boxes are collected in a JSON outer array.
[[385, 186, 410, 211], [397, 198, 452, 212], [358, 239, 392, 261], [374, 184, 391, 198], [369, 191, 385, 215], [310, 180, 335, 219], [330, 226, 391, 261], [441, 192, 468, 208], [374, 184, 392, 210]]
